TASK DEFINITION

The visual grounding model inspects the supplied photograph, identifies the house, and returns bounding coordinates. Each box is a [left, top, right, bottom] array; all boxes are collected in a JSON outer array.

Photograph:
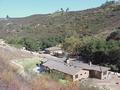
[[42, 58, 110, 81], [69, 60, 110, 80], [44, 46, 64, 57]]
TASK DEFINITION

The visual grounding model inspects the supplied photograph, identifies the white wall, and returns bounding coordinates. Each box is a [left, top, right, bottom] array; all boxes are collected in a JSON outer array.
[[73, 70, 89, 81]]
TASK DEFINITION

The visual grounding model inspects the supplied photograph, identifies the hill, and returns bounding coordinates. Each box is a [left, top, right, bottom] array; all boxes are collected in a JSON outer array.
[[0, 1, 120, 50]]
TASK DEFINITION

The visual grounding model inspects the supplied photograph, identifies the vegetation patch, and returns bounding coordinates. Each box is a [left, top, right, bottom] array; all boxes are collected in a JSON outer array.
[[59, 79, 69, 85], [16, 57, 41, 71], [43, 69, 72, 85]]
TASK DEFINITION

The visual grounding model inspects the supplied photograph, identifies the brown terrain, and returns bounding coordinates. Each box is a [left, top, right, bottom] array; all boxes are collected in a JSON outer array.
[[0, 2, 120, 90], [0, 40, 81, 90], [0, 2, 120, 41]]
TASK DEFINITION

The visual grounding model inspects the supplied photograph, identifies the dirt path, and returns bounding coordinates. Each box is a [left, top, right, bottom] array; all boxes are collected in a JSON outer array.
[[85, 77, 120, 90]]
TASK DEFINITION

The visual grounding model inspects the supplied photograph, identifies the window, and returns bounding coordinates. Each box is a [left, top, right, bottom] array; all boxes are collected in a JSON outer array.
[[80, 74, 82, 75], [75, 74, 78, 79], [85, 72, 86, 74]]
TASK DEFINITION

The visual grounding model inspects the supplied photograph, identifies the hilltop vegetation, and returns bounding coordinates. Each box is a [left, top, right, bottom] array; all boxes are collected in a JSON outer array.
[[0, 1, 120, 51], [0, 1, 120, 71]]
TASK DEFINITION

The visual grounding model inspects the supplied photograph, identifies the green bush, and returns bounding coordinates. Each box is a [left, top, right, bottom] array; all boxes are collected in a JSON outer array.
[[80, 39, 120, 72], [6, 35, 64, 51]]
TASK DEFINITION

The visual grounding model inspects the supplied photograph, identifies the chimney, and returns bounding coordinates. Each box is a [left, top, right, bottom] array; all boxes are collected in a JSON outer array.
[[89, 61, 92, 66], [64, 52, 70, 64], [66, 59, 70, 64]]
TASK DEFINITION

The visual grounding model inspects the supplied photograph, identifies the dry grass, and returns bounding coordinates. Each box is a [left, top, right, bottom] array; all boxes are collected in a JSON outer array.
[[0, 44, 34, 61], [31, 76, 80, 90], [0, 43, 103, 90], [0, 56, 104, 90]]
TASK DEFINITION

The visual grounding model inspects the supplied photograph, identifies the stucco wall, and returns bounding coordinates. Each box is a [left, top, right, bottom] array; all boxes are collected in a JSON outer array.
[[73, 69, 89, 81], [101, 71, 109, 79]]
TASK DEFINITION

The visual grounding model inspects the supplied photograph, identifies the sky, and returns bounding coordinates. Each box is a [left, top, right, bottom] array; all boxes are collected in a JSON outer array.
[[0, 0, 109, 18]]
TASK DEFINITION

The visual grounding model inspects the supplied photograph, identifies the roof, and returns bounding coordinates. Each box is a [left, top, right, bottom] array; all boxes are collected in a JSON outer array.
[[45, 46, 61, 51], [42, 54, 110, 75], [43, 60, 81, 75], [69, 61, 110, 72]]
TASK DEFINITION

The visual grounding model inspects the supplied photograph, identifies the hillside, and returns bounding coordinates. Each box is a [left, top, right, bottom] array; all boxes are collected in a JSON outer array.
[[0, 1, 120, 50], [0, 1, 120, 90]]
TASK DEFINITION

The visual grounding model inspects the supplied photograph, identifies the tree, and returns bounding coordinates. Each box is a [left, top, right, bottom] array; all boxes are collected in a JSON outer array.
[[66, 8, 69, 12], [23, 38, 40, 51], [79, 37, 120, 72], [6, 15, 10, 20], [63, 36, 79, 55], [106, 30, 120, 41], [61, 8, 64, 15]]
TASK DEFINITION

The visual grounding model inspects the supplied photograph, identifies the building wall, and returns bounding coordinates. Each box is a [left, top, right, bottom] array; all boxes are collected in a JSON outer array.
[[89, 70, 109, 79], [44, 50, 64, 56], [101, 71, 109, 79], [89, 70, 102, 79], [73, 70, 89, 81]]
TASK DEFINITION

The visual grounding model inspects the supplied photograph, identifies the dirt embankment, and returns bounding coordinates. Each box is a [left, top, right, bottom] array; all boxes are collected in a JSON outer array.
[[0, 39, 34, 60], [0, 40, 34, 90]]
